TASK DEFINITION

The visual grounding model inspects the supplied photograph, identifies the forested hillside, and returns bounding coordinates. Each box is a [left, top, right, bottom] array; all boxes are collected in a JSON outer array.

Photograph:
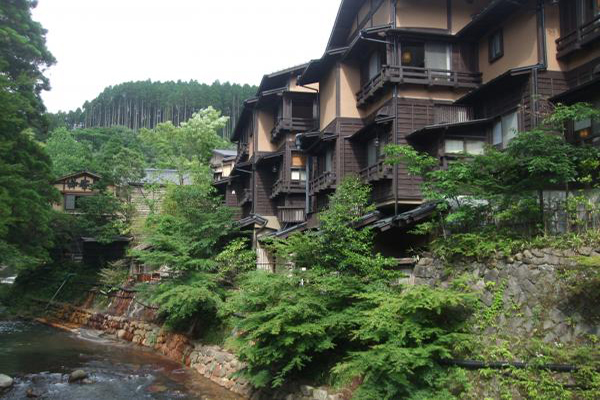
[[48, 80, 256, 137]]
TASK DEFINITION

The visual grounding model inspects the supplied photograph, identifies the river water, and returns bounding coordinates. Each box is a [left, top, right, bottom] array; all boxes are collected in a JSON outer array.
[[0, 319, 242, 400]]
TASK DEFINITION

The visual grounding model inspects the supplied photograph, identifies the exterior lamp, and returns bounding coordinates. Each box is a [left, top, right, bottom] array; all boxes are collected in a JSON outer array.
[[401, 50, 413, 65]]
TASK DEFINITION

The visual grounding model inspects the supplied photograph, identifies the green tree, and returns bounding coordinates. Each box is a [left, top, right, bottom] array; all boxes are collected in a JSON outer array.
[[44, 128, 96, 176], [0, 0, 58, 269], [139, 107, 230, 183]]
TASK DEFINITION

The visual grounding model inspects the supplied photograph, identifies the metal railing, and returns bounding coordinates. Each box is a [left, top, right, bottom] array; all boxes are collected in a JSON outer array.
[[556, 14, 600, 57], [356, 65, 482, 106]]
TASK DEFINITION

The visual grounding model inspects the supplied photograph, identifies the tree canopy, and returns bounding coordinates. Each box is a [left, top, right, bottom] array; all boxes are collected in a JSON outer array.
[[46, 80, 257, 138], [0, 0, 58, 269]]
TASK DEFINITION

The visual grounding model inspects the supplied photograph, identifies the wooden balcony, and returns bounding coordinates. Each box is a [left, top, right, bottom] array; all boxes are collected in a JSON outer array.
[[359, 160, 393, 183], [238, 188, 252, 206], [310, 171, 336, 194], [556, 14, 600, 59], [278, 206, 306, 224], [433, 105, 474, 125], [270, 178, 306, 199], [356, 65, 482, 107], [271, 117, 316, 142]]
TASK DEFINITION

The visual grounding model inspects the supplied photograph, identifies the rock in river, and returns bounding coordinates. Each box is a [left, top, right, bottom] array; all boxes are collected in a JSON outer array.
[[68, 370, 88, 383], [0, 374, 13, 389]]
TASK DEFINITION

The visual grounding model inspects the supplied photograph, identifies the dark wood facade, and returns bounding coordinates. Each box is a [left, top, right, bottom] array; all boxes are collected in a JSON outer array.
[[216, 0, 600, 258]]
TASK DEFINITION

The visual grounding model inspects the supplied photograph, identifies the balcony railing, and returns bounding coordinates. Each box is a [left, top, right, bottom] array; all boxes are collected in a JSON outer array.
[[271, 117, 316, 141], [433, 105, 474, 125], [356, 65, 482, 107], [556, 14, 600, 58], [238, 188, 252, 206], [235, 143, 248, 164], [278, 206, 306, 224], [310, 171, 336, 194], [270, 178, 306, 199], [359, 160, 393, 183]]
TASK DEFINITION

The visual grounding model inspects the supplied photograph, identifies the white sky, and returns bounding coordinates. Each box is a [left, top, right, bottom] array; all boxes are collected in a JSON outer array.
[[32, 0, 341, 113]]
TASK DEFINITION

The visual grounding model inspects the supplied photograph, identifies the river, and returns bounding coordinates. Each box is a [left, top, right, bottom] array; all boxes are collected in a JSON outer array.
[[0, 319, 243, 400]]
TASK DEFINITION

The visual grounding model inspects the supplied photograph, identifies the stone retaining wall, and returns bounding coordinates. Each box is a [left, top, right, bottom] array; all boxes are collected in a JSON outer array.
[[413, 246, 600, 342], [46, 302, 344, 400]]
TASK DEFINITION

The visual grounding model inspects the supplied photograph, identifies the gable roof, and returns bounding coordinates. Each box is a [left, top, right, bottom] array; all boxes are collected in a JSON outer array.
[[54, 171, 102, 183], [256, 63, 310, 95], [213, 149, 237, 157], [326, 0, 365, 52]]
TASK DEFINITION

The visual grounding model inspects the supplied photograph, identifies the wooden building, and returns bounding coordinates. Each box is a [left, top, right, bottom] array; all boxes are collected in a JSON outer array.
[[53, 171, 107, 212], [216, 0, 600, 263]]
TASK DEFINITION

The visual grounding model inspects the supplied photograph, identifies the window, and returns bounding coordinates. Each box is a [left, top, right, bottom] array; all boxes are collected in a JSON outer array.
[[425, 42, 450, 71], [362, 50, 384, 84], [291, 153, 307, 182], [367, 137, 378, 166], [64, 194, 76, 210], [291, 153, 306, 168], [492, 110, 519, 148], [324, 148, 333, 173], [444, 139, 485, 155], [583, 0, 600, 23], [489, 29, 503, 62], [291, 168, 307, 182], [400, 42, 425, 67]]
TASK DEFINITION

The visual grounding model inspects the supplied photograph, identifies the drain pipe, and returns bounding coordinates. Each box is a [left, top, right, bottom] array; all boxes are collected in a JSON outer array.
[[45, 273, 74, 311], [511, 0, 548, 126]]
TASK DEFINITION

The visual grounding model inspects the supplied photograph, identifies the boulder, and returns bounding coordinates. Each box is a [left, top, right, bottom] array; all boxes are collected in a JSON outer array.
[[313, 388, 329, 400], [68, 370, 88, 383], [0, 374, 13, 389]]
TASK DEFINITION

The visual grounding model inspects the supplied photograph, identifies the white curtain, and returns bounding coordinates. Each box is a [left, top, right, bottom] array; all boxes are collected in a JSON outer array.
[[425, 42, 450, 70]]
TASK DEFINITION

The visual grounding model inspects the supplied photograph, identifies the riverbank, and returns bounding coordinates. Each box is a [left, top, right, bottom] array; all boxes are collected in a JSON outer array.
[[35, 299, 346, 400], [0, 318, 244, 400]]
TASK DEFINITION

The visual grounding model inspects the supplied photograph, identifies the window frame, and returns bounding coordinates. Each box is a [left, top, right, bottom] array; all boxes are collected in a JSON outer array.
[[492, 110, 520, 149], [488, 29, 504, 63]]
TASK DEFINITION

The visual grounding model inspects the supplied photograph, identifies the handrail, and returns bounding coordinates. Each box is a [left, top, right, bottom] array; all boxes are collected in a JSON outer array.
[[356, 65, 482, 105], [310, 171, 336, 193], [556, 14, 600, 52], [359, 160, 392, 182]]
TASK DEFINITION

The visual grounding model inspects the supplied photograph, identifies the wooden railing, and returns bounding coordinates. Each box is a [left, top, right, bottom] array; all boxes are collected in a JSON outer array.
[[556, 14, 600, 58], [271, 178, 305, 199], [310, 171, 336, 193], [433, 105, 474, 125], [271, 117, 316, 141], [359, 160, 393, 182], [235, 143, 248, 164], [238, 188, 252, 206], [278, 206, 306, 224], [356, 65, 482, 106]]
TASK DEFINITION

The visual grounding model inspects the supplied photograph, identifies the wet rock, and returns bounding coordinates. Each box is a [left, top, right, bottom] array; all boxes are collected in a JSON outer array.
[[26, 388, 41, 398], [68, 369, 88, 383], [0, 374, 13, 389], [300, 385, 314, 396], [147, 384, 168, 393], [313, 388, 329, 400]]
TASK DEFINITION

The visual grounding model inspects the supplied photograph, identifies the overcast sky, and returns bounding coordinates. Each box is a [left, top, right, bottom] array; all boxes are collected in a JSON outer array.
[[33, 0, 341, 113]]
